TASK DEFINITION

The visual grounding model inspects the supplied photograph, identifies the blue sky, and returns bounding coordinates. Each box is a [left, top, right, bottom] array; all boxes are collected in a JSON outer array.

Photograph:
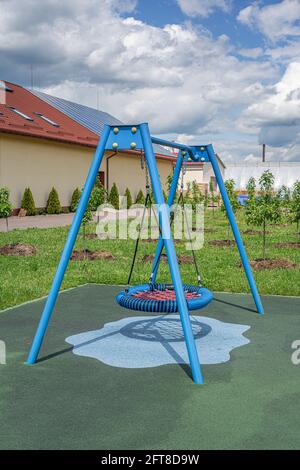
[[133, 0, 263, 46], [1, 0, 300, 162]]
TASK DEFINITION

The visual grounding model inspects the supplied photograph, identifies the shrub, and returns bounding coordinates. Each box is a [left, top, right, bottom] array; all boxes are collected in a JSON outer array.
[[0, 187, 12, 231], [46, 187, 61, 214], [70, 188, 81, 212], [21, 187, 36, 216], [246, 170, 281, 258], [108, 183, 119, 210], [82, 199, 93, 239], [124, 188, 133, 209], [135, 190, 145, 205], [191, 180, 205, 209], [221, 179, 240, 240], [277, 185, 291, 221], [290, 181, 300, 238], [90, 183, 106, 211]]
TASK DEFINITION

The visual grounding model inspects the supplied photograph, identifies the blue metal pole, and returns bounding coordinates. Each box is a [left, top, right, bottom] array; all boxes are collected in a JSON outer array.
[[26, 125, 112, 364], [140, 123, 203, 384], [150, 151, 183, 283], [151, 136, 193, 158], [206, 145, 264, 315]]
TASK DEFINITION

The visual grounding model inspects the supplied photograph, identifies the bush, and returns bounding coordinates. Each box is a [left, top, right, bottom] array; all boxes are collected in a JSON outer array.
[[70, 188, 81, 212], [246, 170, 281, 258], [0, 187, 12, 231], [135, 190, 145, 205], [46, 187, 61, 214], [82, 199, 93, 239], [109, 183, 119, 210], [90, 183, 106, 211], [124, 188, 133, 209], [21, 187, 36, 216], [290, 181, 300, 237]]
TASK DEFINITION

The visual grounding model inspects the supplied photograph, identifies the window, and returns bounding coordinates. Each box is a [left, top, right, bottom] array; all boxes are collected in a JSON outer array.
[[34, 113, 59, 127], [0, 83, 13, 92], [8, 107, 33, 121]]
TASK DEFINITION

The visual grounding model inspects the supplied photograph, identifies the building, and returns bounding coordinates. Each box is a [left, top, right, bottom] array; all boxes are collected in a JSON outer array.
[[0, 81, 174, 211], [225, 161, 300, 191], [184, 155, 225, 193]]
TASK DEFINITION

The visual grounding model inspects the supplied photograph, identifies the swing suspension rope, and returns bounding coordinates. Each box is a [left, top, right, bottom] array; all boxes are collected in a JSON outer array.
[[150, 161, 203, 287], [117, 154, 212, 313], [127, 153, 162, 286]]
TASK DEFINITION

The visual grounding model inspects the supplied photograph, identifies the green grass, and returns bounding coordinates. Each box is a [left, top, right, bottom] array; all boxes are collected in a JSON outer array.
[[0, 208, 300, 310]]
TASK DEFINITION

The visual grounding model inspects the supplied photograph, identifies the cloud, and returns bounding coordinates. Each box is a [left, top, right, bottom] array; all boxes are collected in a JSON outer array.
[[237, 0, 300, 42], [241, 62, 300, 159], [177, 0, 231, 17], [0, 0, 299, 162]]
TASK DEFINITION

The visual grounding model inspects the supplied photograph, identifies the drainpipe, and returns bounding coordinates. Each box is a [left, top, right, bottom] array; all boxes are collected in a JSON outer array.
[[106, 151, 117, 192]]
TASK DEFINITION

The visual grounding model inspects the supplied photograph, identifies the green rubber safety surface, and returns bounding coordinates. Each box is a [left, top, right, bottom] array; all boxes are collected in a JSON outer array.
[[0, 284, 299, 450]]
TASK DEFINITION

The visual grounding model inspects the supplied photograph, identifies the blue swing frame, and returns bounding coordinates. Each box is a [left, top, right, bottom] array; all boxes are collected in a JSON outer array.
[[26, 123, 264, 384]]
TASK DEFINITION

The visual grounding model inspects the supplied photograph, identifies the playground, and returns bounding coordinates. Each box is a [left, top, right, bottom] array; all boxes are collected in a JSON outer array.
[[1, 123, 300, 450], [0, 284, 299, 450]]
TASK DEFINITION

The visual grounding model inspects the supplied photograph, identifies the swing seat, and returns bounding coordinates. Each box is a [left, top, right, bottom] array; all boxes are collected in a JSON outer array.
[[116, 283, 213, 313]]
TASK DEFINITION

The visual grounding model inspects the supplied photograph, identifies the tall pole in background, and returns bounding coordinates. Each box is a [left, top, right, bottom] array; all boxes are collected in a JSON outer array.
[[262, 143, 266, 162]]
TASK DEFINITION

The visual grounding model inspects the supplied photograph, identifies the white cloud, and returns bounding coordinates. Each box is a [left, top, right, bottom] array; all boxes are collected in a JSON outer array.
[[237, 0, 300, 42], [177, 0, 231, 17], [241, 62, 300, 159], [1, 0, 300, 161], [238, 47, 264, 59]]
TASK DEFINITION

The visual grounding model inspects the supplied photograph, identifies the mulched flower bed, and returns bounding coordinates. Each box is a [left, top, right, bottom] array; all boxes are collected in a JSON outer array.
[[141, 238, 182, 244], [142, 253, 194, 264], [208, 240, 236, 247], [0, 243, 37, 256], [275, 242, 300, 249], [83, 233, 98, 239], [243, 229, 270, 236], [71, 250, 116, 261], [244, 258, 296, 271], [192, 228, 217, 233]]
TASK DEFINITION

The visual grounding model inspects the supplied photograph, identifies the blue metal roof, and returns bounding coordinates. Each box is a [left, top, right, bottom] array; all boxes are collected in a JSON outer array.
[[31, 89, 172, 157]]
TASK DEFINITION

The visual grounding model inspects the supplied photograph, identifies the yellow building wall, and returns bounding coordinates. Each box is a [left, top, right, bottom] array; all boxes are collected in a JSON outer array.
[[0, 133, 173, 209]]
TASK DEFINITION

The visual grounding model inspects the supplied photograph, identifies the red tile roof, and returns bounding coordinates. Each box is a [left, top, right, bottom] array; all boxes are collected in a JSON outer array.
[[0, 81, 99, 147], [0, 81, 184, 163]]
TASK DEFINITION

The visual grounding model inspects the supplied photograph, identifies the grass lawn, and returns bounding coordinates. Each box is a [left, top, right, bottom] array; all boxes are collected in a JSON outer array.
[[0, 208, 299, 310]]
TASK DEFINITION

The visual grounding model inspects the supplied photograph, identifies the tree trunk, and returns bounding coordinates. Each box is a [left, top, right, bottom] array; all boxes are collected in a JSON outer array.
[[5, 217, 9, 232], [262, 219, 266, 259], [226, 221, 230, 242]]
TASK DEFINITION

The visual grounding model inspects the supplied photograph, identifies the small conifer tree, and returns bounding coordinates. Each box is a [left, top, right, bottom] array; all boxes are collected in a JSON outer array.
[[108, 183, 119, 210], [124, 188, 133, 209], [21, 187, 36, 216], [70, 188, 81, 212], [46, 187, 61, 214]]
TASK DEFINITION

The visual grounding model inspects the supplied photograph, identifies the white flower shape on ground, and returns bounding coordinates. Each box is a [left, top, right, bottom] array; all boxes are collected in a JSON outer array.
[[66, 315, 250, 368]]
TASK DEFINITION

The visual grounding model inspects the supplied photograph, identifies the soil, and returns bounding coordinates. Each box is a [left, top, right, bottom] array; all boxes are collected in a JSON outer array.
[[141, 238, 182, 244], [0, 243, 37, 256], [208, 239, 236, 247], [244, 258, 296, 271], [71, 249, 116, 261], [83, 233, 98, 239], [243, 229, 270, 236], [275, 242, 300, 249], [192, 227, 217, 233], [142, 253, 194, 264]]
